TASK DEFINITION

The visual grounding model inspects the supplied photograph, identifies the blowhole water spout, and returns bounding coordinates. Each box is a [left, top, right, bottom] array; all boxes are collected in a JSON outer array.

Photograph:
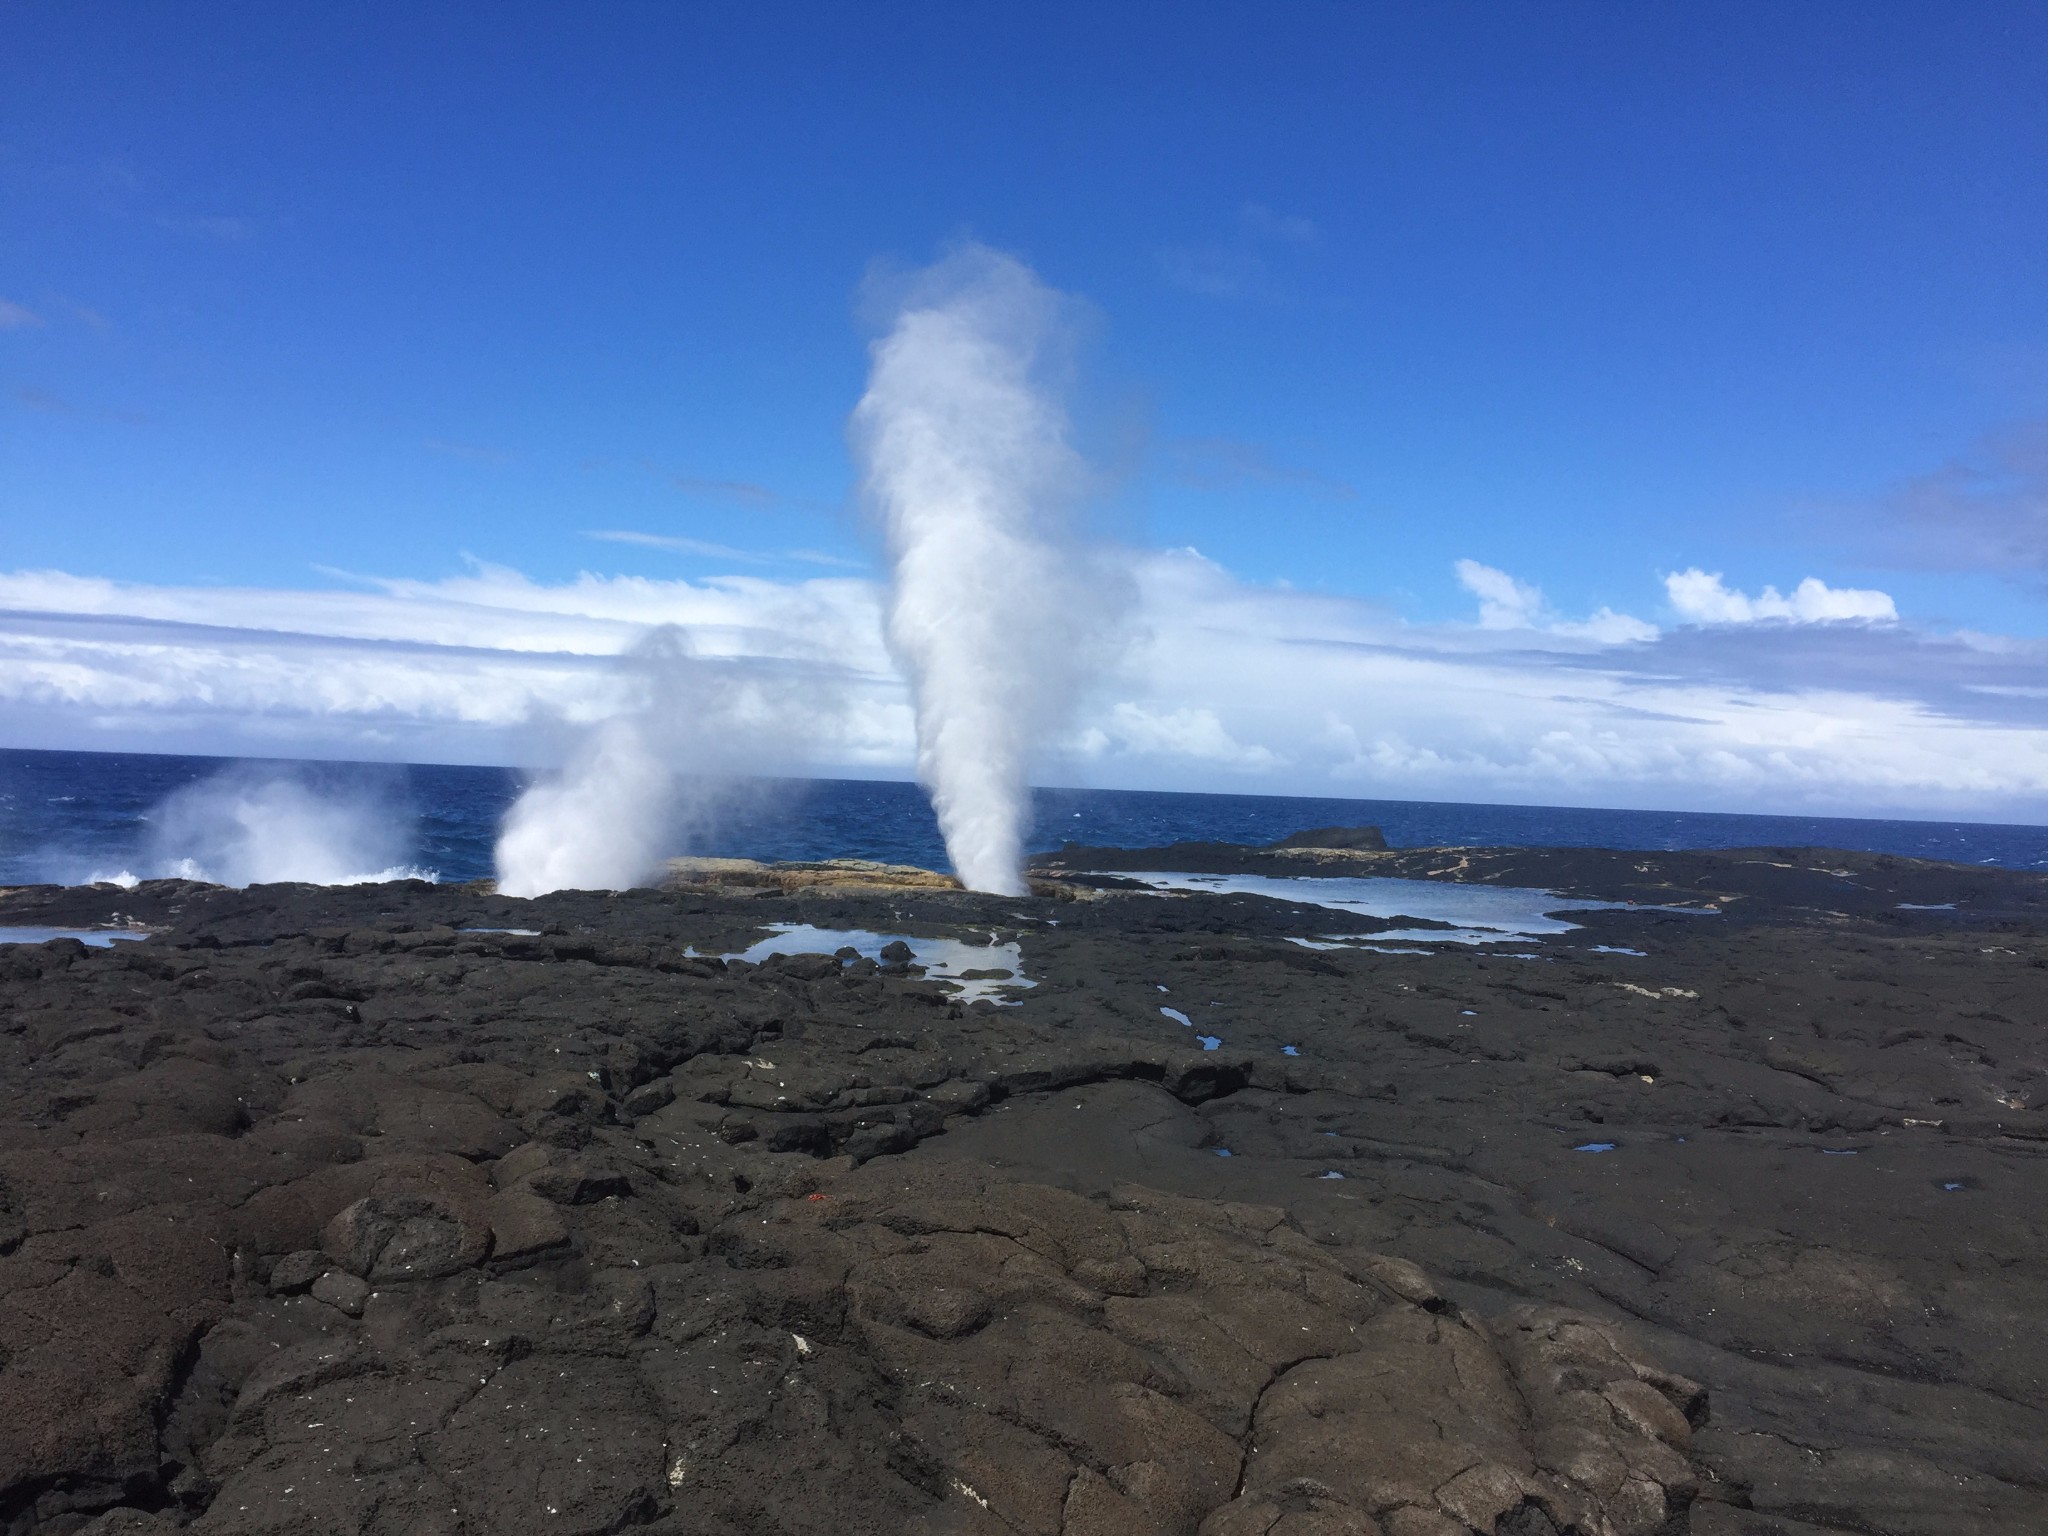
[[851, 244, 1118, 894]]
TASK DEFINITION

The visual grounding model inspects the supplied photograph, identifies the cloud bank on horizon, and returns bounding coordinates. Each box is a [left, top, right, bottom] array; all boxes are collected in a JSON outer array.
[[2, 547, 2044, 823]]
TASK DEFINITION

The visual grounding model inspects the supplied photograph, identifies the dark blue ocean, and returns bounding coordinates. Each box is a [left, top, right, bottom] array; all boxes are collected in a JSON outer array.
[[2, 746, 2044, 885]]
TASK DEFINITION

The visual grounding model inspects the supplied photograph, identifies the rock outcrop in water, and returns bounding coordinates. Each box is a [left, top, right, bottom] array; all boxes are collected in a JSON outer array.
[[1, 843, 2043, 1534], [1267, 825, 1389, 852]]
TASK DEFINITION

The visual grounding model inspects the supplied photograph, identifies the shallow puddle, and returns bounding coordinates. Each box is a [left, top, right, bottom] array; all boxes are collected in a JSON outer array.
[[728, 923, 1034, 1005], [1159, 1006, 1193, 1027], [1113, 871, 1706, 946], [0, 926, 149, 948], [1574, 1141, 1617, 1153]]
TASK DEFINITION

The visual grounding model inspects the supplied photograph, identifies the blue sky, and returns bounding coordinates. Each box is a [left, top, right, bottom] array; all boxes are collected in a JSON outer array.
[[5, 3, 2048, 818]]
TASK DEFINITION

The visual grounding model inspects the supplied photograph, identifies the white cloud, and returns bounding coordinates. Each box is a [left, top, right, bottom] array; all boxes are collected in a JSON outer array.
[[1075, 703, 1283, 770], [1, 549, 2044, 818], [1456, 559, 1658, 643], [0, 563, 887, 664], [1101, 550, 2048, 814], [1456, 559, 1546, 629], [0, 563, 905, 769], [0, 299, 43, 330], [587, 530, 777, 563], [588, 529, 866, 570], [1665, 568, 1897, 625], [1553, 608, 1661, 645]]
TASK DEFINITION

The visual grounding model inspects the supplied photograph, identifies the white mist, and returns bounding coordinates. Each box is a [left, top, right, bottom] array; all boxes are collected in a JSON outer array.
[[492, 626, 834, 897], [143, 765, 428, 886], [492, 715, 671, 898], [851, 244, 1113, 894]]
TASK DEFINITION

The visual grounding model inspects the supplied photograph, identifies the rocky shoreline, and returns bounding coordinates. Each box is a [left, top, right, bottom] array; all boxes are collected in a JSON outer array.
[[1, 841, 2043, 1535]]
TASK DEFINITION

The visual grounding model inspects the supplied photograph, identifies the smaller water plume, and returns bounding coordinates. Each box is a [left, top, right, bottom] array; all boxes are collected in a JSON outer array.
[[493, 626, 837, 897], [851, 243, 1123, 894], [493, 715, 671, 898], [141, 763, 429, 886]]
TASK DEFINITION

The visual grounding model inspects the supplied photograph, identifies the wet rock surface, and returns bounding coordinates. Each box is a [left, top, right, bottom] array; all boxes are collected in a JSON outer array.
[[0, 843, 2042, 1534]]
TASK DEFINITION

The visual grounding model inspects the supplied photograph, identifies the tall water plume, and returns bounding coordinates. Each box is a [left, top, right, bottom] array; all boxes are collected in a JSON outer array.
[[851, 244, 1115, 894]]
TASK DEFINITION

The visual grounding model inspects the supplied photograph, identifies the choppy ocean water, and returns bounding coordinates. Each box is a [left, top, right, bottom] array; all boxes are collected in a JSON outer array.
[[2, 746, 2045, 886]]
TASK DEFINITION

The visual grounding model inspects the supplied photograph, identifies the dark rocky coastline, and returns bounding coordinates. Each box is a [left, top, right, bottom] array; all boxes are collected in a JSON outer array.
[[1, 842, 2043, 1535]]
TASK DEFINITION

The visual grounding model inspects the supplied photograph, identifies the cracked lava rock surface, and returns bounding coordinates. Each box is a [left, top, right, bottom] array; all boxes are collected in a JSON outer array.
[[0, 841, 2044, 1535]]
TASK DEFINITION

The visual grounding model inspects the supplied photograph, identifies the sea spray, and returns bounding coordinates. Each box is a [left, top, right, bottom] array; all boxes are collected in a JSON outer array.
[[493, 715, 671, 897], [144, 763, 429, 886], [493, 626, 836, 896], [851, 245, 1117, 894]]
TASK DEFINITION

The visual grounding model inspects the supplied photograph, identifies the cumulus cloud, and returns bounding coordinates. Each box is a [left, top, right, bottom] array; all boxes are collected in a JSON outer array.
[[1092, 550, 2046, 814], [1457, 560, 1545, 630], [1075, 703, 1283, 770], [1456, 559, 1658, 643], [1557, 609, 1664, 645], [1665, 569, 1897, 625], [1, 549, 2044, 819]]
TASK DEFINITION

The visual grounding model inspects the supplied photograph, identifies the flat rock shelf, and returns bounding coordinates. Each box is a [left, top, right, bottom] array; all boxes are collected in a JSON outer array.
[[0, 842, 2043, 1535]]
